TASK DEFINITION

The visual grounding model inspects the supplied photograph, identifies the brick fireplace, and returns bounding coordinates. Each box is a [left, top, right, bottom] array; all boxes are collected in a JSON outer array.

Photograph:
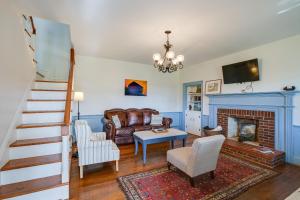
[[217, 108, 275, 148]]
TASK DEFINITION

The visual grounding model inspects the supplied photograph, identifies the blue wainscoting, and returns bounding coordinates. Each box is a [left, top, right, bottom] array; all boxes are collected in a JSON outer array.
[[292, 125, 300, 164], [207, 91, 300, 165], [72, 112, 184, 140]]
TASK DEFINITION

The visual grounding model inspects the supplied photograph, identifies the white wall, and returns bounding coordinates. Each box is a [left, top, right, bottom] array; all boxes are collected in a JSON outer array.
[[181, 34, 300, 125], [74, 56, 181, 115], [0, 1, 35, 166], [35, 18, 71, 81]]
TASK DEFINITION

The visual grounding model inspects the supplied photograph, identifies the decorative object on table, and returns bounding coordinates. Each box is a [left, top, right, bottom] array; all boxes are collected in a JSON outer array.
[[203, 125, 223, 136], [152, 127, 168, 133], [152, 30, 184, 73], [74, 91, 84, 120], [283, 85, 296, 91], [256, 146, 274, 154], [167, 135, 225, 187], [75, 120, 120, 178], [125, 79, 147, 96], [118, 154, 277, 200], [205, 79, 222, 94]]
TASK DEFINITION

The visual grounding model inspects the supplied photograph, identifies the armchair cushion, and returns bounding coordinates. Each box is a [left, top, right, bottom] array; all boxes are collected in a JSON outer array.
[[167, 147, 192, 172], [90, 132, 106, 141]]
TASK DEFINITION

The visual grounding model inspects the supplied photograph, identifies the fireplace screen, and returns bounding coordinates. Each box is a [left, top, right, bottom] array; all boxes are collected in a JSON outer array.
[[238, 120, 257, 142]]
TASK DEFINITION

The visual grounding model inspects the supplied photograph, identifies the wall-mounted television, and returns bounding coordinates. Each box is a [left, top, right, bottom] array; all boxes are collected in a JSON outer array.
[[222, 59, 259, 84]]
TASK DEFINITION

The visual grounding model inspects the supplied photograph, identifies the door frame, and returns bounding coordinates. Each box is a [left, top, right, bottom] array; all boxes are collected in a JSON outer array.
[[182, 81, 204, 132]]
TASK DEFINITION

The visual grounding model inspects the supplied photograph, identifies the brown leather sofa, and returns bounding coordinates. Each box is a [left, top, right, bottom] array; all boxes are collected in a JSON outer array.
[[103, 108, 173, 145]]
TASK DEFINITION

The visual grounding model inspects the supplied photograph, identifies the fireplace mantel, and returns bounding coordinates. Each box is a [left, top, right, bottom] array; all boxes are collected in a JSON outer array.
[[207, 90, 299, 164]]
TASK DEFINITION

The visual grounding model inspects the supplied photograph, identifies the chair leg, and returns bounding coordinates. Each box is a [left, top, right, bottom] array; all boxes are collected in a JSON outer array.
[[167, 162, 171, 170], [116, 160, 119, 172], [80, 166, 83, 179], [189, 177, 195, 187], [210, 171, 215, 179]]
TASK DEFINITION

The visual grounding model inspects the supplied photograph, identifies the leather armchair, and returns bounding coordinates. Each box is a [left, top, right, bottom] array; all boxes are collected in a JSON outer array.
[[103, 108, 173, 145]]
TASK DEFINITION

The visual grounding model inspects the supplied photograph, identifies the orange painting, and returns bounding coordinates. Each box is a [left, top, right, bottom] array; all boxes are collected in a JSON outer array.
[[125, 79, 147, 96]]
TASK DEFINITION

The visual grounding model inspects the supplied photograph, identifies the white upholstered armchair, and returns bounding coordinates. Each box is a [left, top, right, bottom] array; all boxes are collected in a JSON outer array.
[[167, 135, 225, 186], [75, 120, 120, 178]]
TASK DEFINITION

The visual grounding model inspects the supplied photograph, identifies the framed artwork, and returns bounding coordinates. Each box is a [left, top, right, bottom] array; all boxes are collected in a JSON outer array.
[[125, 79, 147, 96], [205, 79, 222, 94]]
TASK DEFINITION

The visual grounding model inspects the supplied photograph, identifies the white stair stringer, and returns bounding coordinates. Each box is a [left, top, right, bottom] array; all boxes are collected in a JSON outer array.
[[1, 162, 61, 185]]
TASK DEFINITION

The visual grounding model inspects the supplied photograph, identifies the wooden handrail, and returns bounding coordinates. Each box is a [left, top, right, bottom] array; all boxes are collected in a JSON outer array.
[[29, 16, 36, 35], [63, 48, 75, 129]]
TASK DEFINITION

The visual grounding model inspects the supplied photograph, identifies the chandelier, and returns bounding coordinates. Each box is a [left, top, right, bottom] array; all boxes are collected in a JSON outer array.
[[153, 30, 184, 73]]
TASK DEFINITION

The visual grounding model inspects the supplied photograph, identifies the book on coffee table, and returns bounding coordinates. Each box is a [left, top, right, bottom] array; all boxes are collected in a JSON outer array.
[[152, 128, 168, 133]]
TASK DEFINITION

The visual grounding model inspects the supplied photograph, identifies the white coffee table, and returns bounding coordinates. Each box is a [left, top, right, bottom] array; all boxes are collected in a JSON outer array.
[[133, 128, 188, 164]]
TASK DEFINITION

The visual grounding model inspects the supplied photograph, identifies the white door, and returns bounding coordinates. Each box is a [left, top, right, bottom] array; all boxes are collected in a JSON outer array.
[[185, 110, 202, 135]]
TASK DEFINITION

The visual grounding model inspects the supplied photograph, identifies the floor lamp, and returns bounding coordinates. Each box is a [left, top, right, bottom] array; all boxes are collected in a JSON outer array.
[[73, 91, 84, 158], [74, 91, 84, 120]]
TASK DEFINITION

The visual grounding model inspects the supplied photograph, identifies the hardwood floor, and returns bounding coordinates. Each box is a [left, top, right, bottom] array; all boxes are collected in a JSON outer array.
[[70, 135, 300, 200]]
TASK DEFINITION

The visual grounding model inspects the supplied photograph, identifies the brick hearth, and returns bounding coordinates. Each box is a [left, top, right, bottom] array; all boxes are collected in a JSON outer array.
[[217, 108, 275, 148], [221, 140, 285, 168]]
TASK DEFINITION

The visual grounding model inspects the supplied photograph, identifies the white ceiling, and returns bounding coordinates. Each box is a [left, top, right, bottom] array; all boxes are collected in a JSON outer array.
[[13, 0, 300, 66]]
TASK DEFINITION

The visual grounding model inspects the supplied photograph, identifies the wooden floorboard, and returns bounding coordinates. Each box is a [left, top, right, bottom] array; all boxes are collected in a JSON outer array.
[[70, 134, 300, 200]]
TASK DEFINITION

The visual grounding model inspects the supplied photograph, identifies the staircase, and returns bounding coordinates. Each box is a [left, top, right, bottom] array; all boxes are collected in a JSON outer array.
[[0, 80, 71, 200]]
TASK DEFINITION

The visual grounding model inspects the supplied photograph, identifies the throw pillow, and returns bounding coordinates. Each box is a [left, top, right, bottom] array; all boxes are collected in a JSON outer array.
[[112, 115, 122, 129], [151, 114, 163, 125]]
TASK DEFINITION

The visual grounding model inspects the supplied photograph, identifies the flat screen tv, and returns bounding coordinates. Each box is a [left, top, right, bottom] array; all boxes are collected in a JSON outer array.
[[222, 59, 259, 84]]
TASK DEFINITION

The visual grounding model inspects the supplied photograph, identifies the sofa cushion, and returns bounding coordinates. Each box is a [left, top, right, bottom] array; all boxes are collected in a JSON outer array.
[[142, 110, 152, 125], [133, 125, 152, 132], [127, 110, 143, 126], [115, 127, 135, 137], [105, 110, 127, 127], [115, 136, 134, 144]]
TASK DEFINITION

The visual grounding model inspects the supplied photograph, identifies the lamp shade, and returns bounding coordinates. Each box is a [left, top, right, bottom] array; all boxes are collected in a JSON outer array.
[[74, 92, 84, 101]]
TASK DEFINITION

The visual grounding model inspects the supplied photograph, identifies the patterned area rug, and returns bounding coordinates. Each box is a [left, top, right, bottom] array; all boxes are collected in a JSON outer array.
[[118, 154, 277, 200]]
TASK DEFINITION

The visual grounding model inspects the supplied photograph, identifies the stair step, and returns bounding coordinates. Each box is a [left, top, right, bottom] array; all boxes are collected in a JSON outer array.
[[17, 126, 61, 140], [27, 99, 66, 102], [10, 136, 62, 147], [16, 122, 65, 129], [22, 112, 65, 124], [31, 89, 67, 92], [0, 175, 66, 199], [1, 154, 61, 171], [22, 110, 65, 114], [35, 80, 68, 83]]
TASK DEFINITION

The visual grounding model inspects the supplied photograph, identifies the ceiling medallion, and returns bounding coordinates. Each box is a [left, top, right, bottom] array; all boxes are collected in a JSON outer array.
[[153, 30, 184, 73]]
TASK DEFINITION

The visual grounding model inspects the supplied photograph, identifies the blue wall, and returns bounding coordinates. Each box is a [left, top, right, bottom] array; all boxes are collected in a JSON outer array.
[[72, 112, 184, 135]]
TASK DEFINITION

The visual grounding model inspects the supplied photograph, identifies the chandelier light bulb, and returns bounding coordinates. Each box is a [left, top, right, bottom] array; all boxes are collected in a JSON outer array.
[[153, 53, 161, 61], [166, 51, 175, 59], [172, 58, 178, 65], [177, 55, 184, 62], [158, 59, 164, 65]]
